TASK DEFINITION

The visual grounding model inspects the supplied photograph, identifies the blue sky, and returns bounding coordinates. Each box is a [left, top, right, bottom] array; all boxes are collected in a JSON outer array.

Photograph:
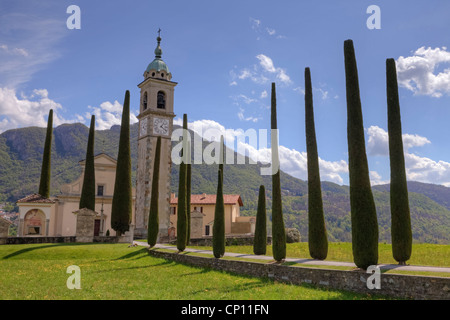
[[2, 0, 450, 186]]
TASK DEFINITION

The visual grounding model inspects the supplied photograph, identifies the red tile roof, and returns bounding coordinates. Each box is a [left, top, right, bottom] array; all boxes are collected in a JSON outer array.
[[16, 193, 56, 204], [170, 194, 243, 206]]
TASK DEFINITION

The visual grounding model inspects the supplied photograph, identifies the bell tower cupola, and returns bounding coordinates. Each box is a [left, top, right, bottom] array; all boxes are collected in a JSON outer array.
[[144, 30, 172, 81]]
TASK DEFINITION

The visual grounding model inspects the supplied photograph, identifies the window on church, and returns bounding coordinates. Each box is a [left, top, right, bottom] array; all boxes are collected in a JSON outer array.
[[143, 92, 148, 110], [157, 91, 166, 109], [97, 185, 104, 196], [170, 207, 176, 215]]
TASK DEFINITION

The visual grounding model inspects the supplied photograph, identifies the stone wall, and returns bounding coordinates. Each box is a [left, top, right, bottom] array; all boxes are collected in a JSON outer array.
[[148, 249, 450, 300], [177, 235, 272, 246]]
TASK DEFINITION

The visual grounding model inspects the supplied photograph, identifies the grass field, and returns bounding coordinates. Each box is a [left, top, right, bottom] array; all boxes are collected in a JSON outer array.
[[187, 242, 450, 268], [0, 243, 390, 300]]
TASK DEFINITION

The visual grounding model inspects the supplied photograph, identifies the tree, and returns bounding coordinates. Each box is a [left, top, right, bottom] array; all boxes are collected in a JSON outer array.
[[177, 114, 188, 251], [305, 67, 328, 260], [219, 135, 224, 181], [79, 115, 96, 211], [213, 169, 225, 258], [186, 140, 192, 244], [148, 136, 162, 247], [270, 82, 286, 262], [253, 185, 267, 255], [386, 58, 412, 265], [38, 109, 53, 198], [111, 90, 133, 235], [344, 39, 379, 269]]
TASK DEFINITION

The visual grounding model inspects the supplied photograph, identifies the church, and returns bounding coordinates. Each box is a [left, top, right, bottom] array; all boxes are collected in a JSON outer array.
[[15, 34, 255, 241]]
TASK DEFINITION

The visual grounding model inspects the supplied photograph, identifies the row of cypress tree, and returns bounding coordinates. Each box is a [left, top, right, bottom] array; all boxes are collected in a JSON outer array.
[[245, 40, 412, 268]]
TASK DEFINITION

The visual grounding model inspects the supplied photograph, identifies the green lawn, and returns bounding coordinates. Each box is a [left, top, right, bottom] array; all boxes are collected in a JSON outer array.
[[188, 242, 450, 267], [0, 243, 389, 300]]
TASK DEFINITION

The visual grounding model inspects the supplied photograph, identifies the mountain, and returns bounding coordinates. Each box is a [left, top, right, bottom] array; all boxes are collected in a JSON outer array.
[[0, 123, 449, 244]]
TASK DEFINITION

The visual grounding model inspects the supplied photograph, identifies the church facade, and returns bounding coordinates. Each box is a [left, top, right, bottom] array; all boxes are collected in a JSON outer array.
[[17, 153, 136, 237]]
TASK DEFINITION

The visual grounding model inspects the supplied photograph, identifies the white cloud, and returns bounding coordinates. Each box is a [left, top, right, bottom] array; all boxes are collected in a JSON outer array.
[[249, 17, 285, 40], [237, 108, 260, 123], [293, 86, 331, 100], [236, 94, 257, 105], [365, 125, 450, 186], [276, 68, 292, 85], [249, 17, 261, 31], [366, 125, 431, 156], [87, 100, 138, 130], [238, 69, 252, 80], [402, 132, 431, 150], [396, 46, 450, 97], [0, 87, 80, 132], [404, 153, 450, 187], [266, 28, 276, 36], [172, 118, 348, 184], [260, 90, 268, 99], [255, 54, 291, 85], [370, 170, 389, 186], [0, 44, 29, 57], [256, 54, 277, 73], [367, 126, 389, 156]]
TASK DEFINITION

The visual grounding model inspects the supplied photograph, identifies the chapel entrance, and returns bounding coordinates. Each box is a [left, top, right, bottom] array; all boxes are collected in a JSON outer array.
[[23, 209, 46, 236]]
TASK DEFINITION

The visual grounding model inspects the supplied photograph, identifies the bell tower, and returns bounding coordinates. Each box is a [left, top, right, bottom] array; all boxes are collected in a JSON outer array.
[[134, 32, 177, 240]]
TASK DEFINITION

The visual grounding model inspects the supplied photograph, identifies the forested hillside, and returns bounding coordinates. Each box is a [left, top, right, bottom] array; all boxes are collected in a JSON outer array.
[[1, 123, 449, 243]]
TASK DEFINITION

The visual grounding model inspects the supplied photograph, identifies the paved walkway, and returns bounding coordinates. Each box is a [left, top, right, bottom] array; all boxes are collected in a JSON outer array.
[[134, 241, 450, 274]]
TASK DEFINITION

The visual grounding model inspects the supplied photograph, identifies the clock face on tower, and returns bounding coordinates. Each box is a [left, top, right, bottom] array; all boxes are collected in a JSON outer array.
[[140, 118, 148, 137], [153, 117, 169, 136]]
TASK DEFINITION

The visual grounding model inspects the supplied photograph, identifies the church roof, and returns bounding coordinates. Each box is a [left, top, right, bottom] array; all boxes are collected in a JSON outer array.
[[145, 35, 171, 75], [17, 193, 55, 204], [146, 58, 170, 74], [78, 153, 117, 166], [170, 194, 243, 207]]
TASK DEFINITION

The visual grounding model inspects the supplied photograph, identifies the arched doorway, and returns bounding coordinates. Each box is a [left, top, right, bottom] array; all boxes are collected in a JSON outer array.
[[23, 209, 46, 236]]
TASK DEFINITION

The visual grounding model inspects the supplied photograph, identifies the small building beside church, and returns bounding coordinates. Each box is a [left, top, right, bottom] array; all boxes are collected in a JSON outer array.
[[169, 193, 256, 238], [16, 153, 136, 237]]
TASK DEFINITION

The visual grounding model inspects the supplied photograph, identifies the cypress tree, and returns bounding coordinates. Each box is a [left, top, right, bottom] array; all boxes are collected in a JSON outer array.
[[213, 169, 225, 258], [253, 185, 267, 255], [111, 90, 133, 235], [270, 82, 286, 262], [386, 58, 412, 265], [219, 135, 224, 181], [147, 136, 161, 247], [344, 40, 379, 269], [176, 114, 188, 251], [38, 109, 53, 198], [79, 115, 96, 211], [305, 67, 328, 260], [186, 140, 192, 245]]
